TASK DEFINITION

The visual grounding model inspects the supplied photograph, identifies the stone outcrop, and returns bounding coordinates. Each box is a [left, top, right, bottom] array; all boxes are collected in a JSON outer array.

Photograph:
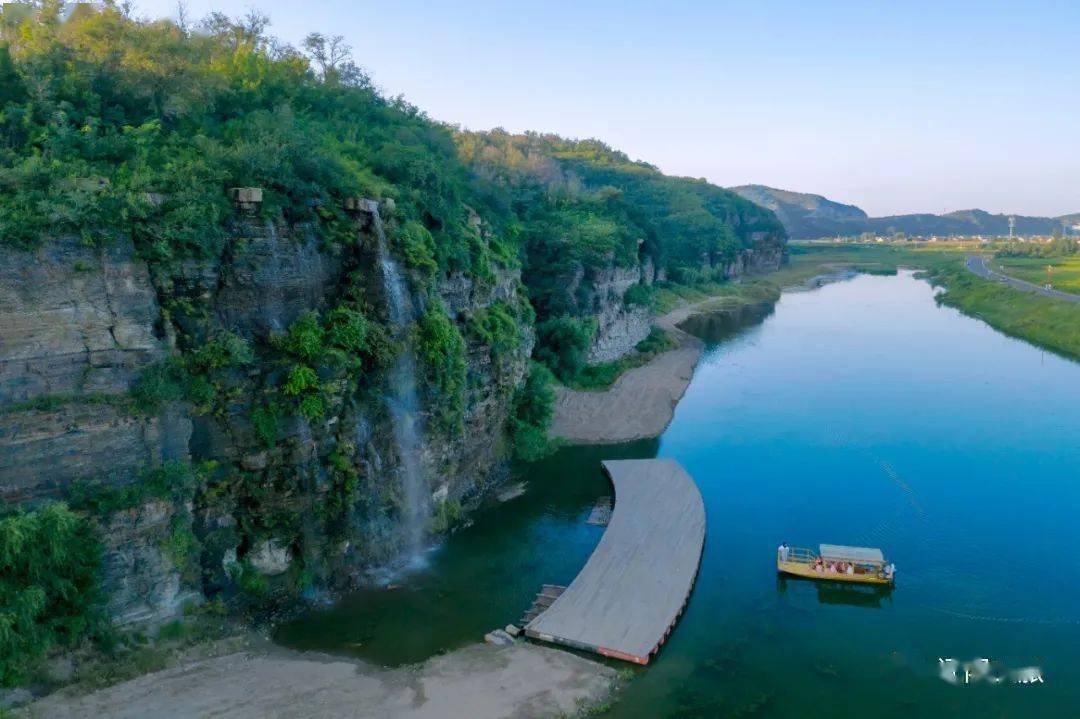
[[584, 264, 650, 364], [577, 243, 785, 366], [0, 237, 167, 403], [101, 499, 197, 625]]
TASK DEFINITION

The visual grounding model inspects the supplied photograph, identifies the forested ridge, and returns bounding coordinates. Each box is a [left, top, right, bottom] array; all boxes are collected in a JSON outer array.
[[0, 2, 785, 684]]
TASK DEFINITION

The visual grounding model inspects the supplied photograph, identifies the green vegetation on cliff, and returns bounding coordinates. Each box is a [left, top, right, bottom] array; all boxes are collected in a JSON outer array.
[[509, 363, 557, 462], [458, 130, 786, 321], [0, 504, 101, 687], [0, 2, 783, 400]]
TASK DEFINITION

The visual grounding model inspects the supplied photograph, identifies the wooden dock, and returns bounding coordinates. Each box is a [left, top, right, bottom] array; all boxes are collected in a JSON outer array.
[[524, 459, 705, 665]]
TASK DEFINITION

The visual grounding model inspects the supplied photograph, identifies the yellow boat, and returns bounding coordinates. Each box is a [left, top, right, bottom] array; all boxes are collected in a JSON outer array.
[[777, 544, 894, 586]]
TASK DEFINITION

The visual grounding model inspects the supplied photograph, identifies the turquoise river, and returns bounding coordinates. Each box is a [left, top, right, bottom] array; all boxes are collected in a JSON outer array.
[[277, 270, 1080, 718]]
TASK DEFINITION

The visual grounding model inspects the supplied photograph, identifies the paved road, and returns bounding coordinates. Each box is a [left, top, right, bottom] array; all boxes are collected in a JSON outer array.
[[965, 255, 1080, 303]]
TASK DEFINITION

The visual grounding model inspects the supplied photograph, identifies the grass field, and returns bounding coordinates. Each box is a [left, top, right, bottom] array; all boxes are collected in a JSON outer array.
[[995, 256, 1080, 294]]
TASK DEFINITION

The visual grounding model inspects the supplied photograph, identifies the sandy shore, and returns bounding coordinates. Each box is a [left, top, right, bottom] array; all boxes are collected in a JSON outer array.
[[548, 302, 708, 444], [20, 641, 617, 719]]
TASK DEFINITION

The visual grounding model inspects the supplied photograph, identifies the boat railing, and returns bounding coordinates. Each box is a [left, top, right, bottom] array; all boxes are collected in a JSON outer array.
[[783, 547, 817, 563]]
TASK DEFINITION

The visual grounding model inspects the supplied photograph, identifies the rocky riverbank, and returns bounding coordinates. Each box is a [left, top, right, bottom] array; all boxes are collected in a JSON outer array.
[[547, 304, 704, 445]]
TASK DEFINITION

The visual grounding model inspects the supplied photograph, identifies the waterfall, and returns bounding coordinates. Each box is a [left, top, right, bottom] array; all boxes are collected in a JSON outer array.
[[371, 207, 429, 558]]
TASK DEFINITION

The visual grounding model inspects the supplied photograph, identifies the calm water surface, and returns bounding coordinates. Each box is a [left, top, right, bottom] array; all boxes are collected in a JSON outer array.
[[277, 272, 1080, 718]]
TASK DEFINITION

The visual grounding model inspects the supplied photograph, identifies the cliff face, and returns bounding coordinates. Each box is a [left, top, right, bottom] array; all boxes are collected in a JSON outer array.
[[0, 237, 193, 502], [581, 241, 786, 365], [578, 264, 651, 364], [0, 208, 531, 624]]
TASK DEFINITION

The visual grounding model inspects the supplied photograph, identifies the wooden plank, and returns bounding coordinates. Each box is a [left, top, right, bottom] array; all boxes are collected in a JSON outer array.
[[524, 459, 705, 663]]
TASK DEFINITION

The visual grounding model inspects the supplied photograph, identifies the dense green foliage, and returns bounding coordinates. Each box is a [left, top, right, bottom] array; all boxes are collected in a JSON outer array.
[[0, 503, 102, 687], [458, 130, 786, 325], [509, 362, 556, 462], [0, 3, 785, 392], [0, 2, 508, 280], [414, 302, 468, 433], [533, 316, 597, 383]]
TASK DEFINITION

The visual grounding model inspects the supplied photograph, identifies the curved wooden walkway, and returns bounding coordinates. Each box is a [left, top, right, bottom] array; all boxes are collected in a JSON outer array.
[[524, 459, 705, 664]]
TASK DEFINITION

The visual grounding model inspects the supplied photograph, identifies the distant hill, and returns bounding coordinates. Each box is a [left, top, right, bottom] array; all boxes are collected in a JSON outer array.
[[729, 185, 867, 239], [731, 185, 1077, 239]]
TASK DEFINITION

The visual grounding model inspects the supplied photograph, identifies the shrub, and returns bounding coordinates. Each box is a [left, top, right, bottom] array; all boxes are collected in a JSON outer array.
[[397, 220, 438, 279], [250, 403, 280, 448], [415, 303, 467, 432], [164, 516, 201, 582], [227, 560, 268, 598], [533, 315, 596, 383], [623, 282, 653, 308], [0, 503, 102, 687], [282, 365, 319, 396], [635, 327, 674, 355], [190, 332, 253, 371], [467, 301, 520, 359], [130, 358, 188, 413], [298, 394, 326, 423], [278, 313, 325, 364], [510, 362, 556, 462], [325, 308, 370, 355], [65, 460, 198, 516]]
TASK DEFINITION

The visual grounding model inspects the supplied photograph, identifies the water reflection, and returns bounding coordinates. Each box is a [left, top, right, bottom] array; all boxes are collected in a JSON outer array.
[[778, 575, 894, 608], [676, 300, 775, 344]]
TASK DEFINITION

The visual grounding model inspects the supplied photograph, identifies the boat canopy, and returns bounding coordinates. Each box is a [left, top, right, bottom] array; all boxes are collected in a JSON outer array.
[[819, 544, 884, 564]]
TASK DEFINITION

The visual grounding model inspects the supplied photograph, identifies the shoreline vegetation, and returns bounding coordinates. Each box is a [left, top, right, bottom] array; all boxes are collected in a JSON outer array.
[[549, 242, 1080, 444]]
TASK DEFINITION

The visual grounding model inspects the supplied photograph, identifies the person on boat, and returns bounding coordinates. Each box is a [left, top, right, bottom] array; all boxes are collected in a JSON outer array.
[[846, 563, 855, 576], [777, 542, 790, 563], [884, 562, 896, 581], [812, 557, 823, 572]]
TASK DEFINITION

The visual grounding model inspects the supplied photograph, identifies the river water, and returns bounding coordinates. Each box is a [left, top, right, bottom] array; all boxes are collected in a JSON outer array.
[[277, 271, 1080, 718]]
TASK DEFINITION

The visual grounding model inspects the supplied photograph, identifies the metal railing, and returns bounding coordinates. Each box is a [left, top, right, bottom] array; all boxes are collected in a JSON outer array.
[[779, 546, 816, 563]]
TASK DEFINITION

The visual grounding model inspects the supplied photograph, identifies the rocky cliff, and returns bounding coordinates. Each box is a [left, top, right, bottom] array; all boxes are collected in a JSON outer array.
[[0, 205, 531, 624], [581, 242, 786, 365]]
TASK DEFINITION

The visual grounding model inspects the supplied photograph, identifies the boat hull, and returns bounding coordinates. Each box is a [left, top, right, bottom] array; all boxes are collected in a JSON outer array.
[[777, 560, 893, 586]]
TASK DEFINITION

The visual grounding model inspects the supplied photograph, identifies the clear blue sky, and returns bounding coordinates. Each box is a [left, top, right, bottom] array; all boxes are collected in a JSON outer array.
[[135, 0, 1079, 217]]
